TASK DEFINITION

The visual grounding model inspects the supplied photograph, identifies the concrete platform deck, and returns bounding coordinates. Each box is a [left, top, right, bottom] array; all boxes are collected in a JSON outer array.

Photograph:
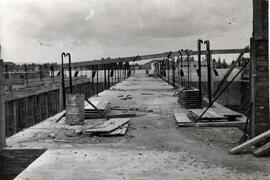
[[6, 71, 270, 179]]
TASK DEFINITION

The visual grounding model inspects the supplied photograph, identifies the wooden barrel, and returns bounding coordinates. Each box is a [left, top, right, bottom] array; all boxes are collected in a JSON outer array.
[[66, 94, 85, 125]]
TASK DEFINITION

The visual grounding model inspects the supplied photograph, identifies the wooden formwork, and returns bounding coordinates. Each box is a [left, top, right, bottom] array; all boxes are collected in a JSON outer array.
[[4, 81, 113, 137]]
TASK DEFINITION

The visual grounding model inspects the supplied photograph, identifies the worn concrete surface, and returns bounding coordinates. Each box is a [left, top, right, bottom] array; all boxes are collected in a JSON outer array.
[[6, 71, 270, 179]]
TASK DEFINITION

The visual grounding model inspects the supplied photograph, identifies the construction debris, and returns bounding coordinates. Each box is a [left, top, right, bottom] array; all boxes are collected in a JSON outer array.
[[174, 102, 246, 128], [100, 124, 129, 136], [85, 118, 130, 134]]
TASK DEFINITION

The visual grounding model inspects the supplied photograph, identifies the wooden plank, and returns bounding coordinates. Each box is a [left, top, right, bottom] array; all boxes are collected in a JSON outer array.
[[174, 113, 194, 126], [85, 99, 110, 111], [191, 109, 225, 120], [203, 98, 242, 117], [85, 110, 136, 119], [0, 59, 6, 148], [141, 92, 154, 95], [253, 141, 270, 157], [85, 118, 130, 134], [100, 124, 129, 136], [212, 103, 242, 117], [229, 130, 270, 154], [195, 119, 246, 128]]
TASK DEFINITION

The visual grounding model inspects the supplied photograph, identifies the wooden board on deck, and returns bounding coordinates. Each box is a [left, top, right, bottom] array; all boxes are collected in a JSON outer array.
[[100, 124, 129, 136], [174, 113, 194, 127], [85, 118, 130, 134]]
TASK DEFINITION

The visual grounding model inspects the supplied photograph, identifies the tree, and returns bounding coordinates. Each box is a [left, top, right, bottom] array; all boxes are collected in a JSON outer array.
[[212, 58, 217, 68], [222, 59, 228, 68], [217, 57, 222, 68]]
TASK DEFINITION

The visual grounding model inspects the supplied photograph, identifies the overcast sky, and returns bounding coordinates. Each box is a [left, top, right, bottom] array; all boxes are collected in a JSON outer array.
[[0, 0, 252, 64]]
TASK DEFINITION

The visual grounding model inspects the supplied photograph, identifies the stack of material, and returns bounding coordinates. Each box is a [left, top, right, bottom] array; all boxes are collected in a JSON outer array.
[[174, 102, 246, 128], [85, 118, 130, 136], [178, 89, 201, 109], [84, 99, 111, 118], [189, 106, 245, 128]]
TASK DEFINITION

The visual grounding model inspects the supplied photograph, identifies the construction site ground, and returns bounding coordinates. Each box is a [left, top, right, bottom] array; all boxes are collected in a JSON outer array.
[[6, 71, 270, 180]]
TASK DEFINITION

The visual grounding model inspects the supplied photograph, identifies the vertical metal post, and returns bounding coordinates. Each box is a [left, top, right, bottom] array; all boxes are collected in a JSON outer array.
[[104, 64, 107, 89], [116, 63, 119, 83], [67, 53, 72, 94], [157, 61, 160, 77], [114, 63, 117, 83], [61, 53, 66, 109], [204, 40, 212, 105], [167, 58, 170, 83], [172, 56, 176, 88], [197, 39, 203, 108], [120, 62, 122, 81], [107, 64, 110, 88], [111, 64, 114, 85], [91, 65, 94, 94], [0, 58, 6, 148], [179, 50, 183, 87], [125, 62, 127, 79], [185, 50, 190, 88], [96, 65, 99, 96], [24, 64, 28, 88]]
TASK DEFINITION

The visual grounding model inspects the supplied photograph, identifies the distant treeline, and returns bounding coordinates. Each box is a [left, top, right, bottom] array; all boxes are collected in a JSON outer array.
[[3, 62, 59, 72]]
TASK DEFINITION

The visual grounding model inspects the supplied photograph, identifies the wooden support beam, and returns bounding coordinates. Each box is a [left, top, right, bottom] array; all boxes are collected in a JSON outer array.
[[63, 48, 250, 68], [253, 141, 270, 156], [213, 46, 249, 98], [0, 59, 6, 148], [229, 130, 270, 154]]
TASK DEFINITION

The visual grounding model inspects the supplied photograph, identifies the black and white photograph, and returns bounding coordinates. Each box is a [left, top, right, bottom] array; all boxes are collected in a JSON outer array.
[[0, 0, 269, 179]]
